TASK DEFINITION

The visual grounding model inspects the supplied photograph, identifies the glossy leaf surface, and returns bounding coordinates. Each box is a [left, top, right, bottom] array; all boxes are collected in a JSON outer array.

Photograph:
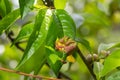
[[0, 9, 20, 35], [17, 9, 53, 74], [45, 10, 76, 75], [0, 0, 11, 17], [55, 9, 76, 39], [19, 0, 34, 18], [45, 14, 64, 75]]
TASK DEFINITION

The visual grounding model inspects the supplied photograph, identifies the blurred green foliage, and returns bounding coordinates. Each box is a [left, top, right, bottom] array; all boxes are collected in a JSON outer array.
[[0, 0, 120, 80]]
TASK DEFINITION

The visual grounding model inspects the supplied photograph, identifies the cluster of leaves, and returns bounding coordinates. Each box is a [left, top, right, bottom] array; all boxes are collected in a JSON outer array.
[[92, 42, 120, 80], [1, 0, 120, 80], [0, 0, 78, 78]]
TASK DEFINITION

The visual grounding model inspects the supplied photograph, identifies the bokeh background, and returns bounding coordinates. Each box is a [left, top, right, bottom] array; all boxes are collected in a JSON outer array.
[[0, 0, 120, 80]]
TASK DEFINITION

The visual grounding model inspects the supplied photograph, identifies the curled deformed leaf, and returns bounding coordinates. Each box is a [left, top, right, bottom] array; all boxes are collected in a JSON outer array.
[[55, 36, 77, 54]]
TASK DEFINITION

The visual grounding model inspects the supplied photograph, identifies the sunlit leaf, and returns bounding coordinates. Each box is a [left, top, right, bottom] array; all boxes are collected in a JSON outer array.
[[0, 0, 11, 17], [36, 0, 44, 6], [45, 14, 63, 47], [16, 9, 53, 74], [34, 0, 47, 9], [45, 14, 63, 75], [0, 9, 20, 35], [100, 49, 120, 77], [12, 23, 34, 46], [54, 0, 67, 9], [46, 46, 63, 75], [19, 0, 34, 18], [55, 9, 76, 39], [46, 9, 76, 75]]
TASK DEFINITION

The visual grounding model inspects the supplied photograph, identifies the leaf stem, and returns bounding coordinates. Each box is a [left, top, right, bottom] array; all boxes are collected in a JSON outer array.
[[77, 48, 97, 80], [0, 67, 61, 80]]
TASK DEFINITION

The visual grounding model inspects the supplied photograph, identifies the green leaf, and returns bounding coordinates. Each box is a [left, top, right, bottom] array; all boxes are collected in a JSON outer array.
[[12, 23, 34, 46], [106, 71, 120, 80], [45, 10, 76, 75], [83, 3, 111, 27], [19, 0, 34, 18], [100, 49, 120, 77], [75, 38, 92, 53], [54, 0, 67, 9], [0, 9, 20, 35], [3, 0, 11, 14], [16, 9, 53, 74], [46, 13, 63, 46], [93, 62, 103, 80], [34, 0, 47, 9], [18, 45, 46, 74], [98, 43, 120, 54], [46, 46, 63, 75], [0, 0, 6, 17], [36, 0, 45, 6], [55, 9, 76, 39], [36, 0, 44, 5], [0, 0, 11, 17], [45, 14, 64, 75]]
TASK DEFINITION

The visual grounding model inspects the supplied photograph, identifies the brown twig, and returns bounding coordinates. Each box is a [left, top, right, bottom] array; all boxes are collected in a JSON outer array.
[[7, 31, 25, 52], [7, 31, 71, 80], [0, 67, 62, 80], [58, 72, 72, 80], [77, 48, 97, 80]]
